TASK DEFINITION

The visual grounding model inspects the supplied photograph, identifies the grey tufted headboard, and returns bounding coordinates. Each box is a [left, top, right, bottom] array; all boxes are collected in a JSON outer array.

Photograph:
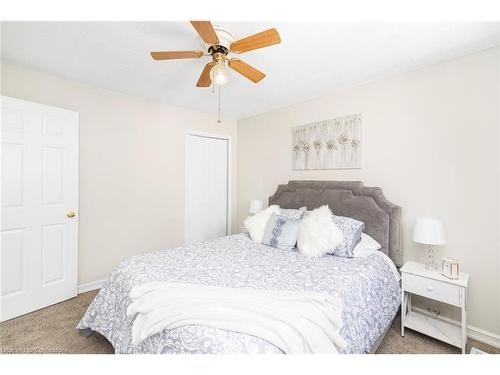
[[269, 180, 402, 266]]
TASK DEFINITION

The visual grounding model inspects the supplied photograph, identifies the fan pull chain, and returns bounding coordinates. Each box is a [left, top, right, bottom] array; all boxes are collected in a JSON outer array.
[[217, 85, 222, 124]]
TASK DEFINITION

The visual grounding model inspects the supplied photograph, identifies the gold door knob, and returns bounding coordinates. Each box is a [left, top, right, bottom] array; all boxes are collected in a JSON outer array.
[[67, 211, 76, 218]]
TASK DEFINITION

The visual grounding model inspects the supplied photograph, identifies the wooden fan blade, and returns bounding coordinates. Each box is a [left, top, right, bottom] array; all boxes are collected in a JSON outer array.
[[228, 59, 265, 83], [230, 28, 281, 53], [190, 21, 219, 45], [151, 51, 204, 60], [196, 62, 214, 87]]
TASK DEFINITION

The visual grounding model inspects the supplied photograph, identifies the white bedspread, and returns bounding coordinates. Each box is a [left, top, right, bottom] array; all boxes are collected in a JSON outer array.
[[127, 281, 346, 354]]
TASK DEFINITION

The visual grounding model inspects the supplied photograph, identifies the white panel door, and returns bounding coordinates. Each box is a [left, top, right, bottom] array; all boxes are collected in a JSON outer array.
[[1, 96, 79, 322], [185, 133, 228, 244]]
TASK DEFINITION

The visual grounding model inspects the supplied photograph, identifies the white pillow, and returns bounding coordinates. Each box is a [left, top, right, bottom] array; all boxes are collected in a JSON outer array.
[[352, 233, 382, 257], [244, 205, 280, 243], [297, 205, 344, 257]]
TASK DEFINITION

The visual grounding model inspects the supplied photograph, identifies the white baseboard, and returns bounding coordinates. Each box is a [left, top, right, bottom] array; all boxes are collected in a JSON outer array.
[[77, 279, 105, 294], [411, 306, 500, 349], [467, 325, 500, 349]]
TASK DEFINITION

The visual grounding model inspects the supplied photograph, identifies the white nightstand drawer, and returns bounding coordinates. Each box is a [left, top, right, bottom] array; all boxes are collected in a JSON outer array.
[[404, 273, 460, 306]]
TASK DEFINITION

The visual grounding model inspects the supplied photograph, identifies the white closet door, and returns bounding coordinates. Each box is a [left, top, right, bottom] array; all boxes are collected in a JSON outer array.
[[185, 133, 228, 244], [1, 96, 79, 322]]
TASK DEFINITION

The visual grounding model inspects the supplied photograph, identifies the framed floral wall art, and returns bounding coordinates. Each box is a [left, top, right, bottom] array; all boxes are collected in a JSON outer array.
[[292, 114, 362, 170]]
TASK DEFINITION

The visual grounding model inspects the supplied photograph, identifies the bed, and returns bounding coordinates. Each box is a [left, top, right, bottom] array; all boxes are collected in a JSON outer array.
[[77, 180, 402, 354]]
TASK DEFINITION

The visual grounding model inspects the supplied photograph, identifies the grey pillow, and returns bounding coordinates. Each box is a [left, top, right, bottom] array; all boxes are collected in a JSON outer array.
[[262, 213, 302, 251], [329, 215, 365, 257], [279, 207, 307, 220]]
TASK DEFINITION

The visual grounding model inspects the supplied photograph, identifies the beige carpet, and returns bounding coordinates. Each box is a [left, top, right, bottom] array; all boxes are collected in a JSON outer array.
[[1, 290, 498, 354]]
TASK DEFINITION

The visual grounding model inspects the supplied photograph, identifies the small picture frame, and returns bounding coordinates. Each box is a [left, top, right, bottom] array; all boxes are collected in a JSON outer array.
[[441, 257, 460, 279]]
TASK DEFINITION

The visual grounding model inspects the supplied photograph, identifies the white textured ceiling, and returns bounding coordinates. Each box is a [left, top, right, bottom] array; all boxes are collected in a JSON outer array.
[[2, 22, 500, 119]]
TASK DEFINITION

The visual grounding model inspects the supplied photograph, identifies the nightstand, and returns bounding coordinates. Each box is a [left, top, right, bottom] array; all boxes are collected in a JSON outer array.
[[400, 261, 469, 353]]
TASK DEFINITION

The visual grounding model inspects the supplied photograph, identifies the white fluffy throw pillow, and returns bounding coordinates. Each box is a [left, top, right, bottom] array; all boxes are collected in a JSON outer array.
[[244, 205, 280, 243], [297, 205, 344, 257]]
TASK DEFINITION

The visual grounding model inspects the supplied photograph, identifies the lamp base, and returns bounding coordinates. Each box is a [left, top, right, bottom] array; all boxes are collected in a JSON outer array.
[[425, 245, 436, 270]]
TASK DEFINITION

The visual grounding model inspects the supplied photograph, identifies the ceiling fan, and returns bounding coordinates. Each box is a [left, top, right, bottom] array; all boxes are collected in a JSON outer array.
[[151, 21, 281, 87]]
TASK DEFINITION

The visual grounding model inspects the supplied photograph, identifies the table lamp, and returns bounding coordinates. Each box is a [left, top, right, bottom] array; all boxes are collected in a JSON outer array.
[[248, 200, 263, 215], [412, 217, 447, 270]]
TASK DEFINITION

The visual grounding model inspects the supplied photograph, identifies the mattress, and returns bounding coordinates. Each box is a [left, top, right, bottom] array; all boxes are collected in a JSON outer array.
[[77, 233, 401, 353]]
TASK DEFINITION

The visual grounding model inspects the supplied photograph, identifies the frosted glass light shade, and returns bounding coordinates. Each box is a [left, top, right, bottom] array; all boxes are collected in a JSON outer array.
[[249, 200, 263, 215], [210, 63, 229, 86], [413, 217, 447, 245]]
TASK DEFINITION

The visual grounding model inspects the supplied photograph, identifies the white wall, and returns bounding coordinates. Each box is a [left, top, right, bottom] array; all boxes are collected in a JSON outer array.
[[1, 62, 238, 285], [237, 48, 500, 336]]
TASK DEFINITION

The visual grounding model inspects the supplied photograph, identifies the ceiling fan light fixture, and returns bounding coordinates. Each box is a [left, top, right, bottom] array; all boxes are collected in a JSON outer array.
[[210, 61, 229, 86]]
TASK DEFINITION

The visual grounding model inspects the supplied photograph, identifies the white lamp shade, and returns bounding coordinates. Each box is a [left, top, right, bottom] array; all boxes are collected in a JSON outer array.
[[249, 200, 263, 214], [412, 217, 447, 245]]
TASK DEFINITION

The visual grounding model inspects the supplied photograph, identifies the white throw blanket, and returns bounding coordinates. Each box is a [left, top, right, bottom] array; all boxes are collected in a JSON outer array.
[[126, 282, 346, 353]]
